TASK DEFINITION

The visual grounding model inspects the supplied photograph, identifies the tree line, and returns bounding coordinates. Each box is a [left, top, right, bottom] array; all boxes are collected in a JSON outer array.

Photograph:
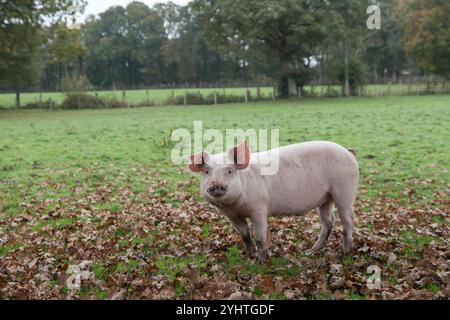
[[1, 0, 449, 98]]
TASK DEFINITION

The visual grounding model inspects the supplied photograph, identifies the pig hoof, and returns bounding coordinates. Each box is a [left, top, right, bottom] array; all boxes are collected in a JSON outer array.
[[306, 249, 318, 256], [342, 242, 354, 255], [244, 247, 256, 258], [311, 243, 325, 253], [258, 257, 269, 264], [257, 251, 270, 264]]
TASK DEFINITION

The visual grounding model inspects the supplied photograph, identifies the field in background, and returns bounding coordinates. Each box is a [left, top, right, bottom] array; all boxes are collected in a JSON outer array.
[[1, 83, 449, 108], [1, 94, 448, 203], [0, 87, 275, 108], [0, 95, 448, 300]]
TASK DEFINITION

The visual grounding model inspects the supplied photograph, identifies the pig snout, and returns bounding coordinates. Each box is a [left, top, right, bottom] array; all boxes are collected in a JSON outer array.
[[207, 183, 229, 198]]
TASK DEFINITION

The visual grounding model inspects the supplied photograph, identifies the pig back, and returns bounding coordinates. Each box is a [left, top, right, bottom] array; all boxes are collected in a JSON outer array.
[[245, 141, 359, 216]]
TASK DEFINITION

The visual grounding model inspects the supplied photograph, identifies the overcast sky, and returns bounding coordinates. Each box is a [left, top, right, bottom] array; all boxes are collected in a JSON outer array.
[[81, 0, 191, 19]]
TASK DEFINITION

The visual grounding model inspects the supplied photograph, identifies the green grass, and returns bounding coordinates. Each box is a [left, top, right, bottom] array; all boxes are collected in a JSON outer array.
[[155, 255, 207, 281], [33, 218, 78, 232], [0, 87, 275, 108], [426, 283, 441, 294], [116, 259, 141, 274], [0, 95, 448, 210], [1, 84, 447, 108], [400, 231, 435, 258], [92, 263, 109, 281], [225, 246, 301, 277], [348, 291, 369, 300], [0, 243, 24, 256]]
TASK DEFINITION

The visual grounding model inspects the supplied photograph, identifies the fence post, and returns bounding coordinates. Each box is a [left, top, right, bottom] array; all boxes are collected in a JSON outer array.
[[39, 91, 43, 109], [257, 86, 261, 100], [49, 98, 53, 111], [184, 93, 187, 106], [387, 81, 392, 96], [77, 92, 81, 109], [214, 92, 218, 105], [15, 92, 21, 109], [408, 77, 412, 96], [146, 90, 150, 103]]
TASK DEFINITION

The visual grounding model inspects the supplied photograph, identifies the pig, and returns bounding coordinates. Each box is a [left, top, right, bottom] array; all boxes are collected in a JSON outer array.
[[188, 141, 359, 263]]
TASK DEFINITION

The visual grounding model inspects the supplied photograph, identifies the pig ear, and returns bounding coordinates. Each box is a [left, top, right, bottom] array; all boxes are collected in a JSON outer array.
[[188, 151, 210, 173], [228, 141, 251, 170]]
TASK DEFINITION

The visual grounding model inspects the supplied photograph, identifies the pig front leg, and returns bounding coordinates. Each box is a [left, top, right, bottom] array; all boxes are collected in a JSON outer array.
[[251, 214, 270, 263], [227, 215, 255, 257]]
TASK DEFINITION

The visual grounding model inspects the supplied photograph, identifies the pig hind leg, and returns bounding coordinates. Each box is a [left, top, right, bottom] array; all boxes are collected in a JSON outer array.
[[312, 199, 335, 252], [331, 186, 357, 255]]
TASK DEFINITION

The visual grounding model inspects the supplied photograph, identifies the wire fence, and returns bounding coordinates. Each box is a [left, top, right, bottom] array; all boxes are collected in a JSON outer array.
[[0, 80, 449, 109]]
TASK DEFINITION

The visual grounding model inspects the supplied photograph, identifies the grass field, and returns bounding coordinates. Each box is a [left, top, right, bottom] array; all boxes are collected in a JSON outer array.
[[1, 83, 448, 108], [0, 87, 275, 108], [0, 95, 449, 300]]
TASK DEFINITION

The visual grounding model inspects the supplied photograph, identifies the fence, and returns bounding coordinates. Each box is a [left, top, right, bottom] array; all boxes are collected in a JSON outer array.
[[0, 80, 449, 109]]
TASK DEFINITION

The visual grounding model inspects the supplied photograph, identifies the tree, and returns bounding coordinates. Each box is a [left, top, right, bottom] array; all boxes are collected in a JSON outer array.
[[157, 2, 234, 86], [193, 0, 329, 97], [45, 24, 87, 90], [82, 7, 128, 88], [83, 2, 166, 88], [126, 1, 166, 86], [326, 0, 371, 96], [397, 0, 450, 79], [362, 0, 407, 83], [0, 0, 86, 107], [0, 22, 42, 94]]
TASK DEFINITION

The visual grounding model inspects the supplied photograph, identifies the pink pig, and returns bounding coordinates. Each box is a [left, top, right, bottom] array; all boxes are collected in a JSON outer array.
[[189, 141, 359, 263]]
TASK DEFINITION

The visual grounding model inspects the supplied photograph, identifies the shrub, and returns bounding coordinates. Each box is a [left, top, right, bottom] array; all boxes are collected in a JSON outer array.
[[107, 98, 130, 109], [168, 92, 251, 106], [324, 88, 341, 98], [22, 100, 55, 110], [61, 93, 106, 109], [167, 92, 205, 105], [214, 93, 247, 104], [61, 75, 93, 93]]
